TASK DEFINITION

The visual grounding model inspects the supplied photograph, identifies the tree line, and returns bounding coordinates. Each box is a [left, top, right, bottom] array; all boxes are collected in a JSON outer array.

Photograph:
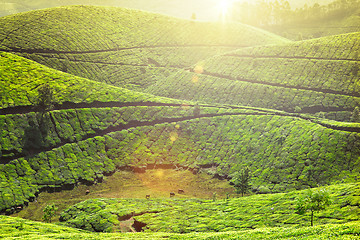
[[231, 0, 360, 27]]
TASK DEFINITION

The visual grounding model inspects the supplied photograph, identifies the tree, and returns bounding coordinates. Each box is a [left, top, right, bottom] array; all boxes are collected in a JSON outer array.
[[295, 189, 331, 226], [37, 83, 54, 111], [232, 167, 251, 197], [351, 106, 360, 123], [42, 204, 58, 223], [191, 13, 196, 21]]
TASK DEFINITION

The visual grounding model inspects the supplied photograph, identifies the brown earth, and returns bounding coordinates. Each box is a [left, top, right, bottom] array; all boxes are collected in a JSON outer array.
[[12, 169, 236, 222]]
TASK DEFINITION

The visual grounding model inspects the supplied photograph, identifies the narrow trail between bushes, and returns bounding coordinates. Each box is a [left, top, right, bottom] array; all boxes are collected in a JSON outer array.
[[199, 70, 360, 98], [0, 111, 272, 164], [1, 103, 360, 165], [0, 101, 187, 115], [0, 44, 243, 55], [224, 54, 360, 63]]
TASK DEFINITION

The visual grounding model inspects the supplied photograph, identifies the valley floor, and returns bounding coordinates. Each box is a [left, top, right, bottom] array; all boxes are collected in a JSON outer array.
[[11, 169, 235, 222]]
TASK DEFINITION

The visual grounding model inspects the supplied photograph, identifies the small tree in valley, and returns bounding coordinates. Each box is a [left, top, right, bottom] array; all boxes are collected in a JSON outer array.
[[232, 167, 251, 197], [295, 189, 331, 226], [42, 204, 57, 223]]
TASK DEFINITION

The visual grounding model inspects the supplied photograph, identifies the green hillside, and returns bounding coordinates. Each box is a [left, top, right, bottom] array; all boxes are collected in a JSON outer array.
[[60, 183, 360, 233], [1, 52, 359, 213], [231, 0, 360, 40], [1, 183, 359, 238], [1, 215, 359, 239], [0, 4, 359, 238], [0, 51, 184, 109], [267, 1, 360, 40], [146, 32, 360, 121], [0, 5, 289, 90], [0, 0, 221, 21]]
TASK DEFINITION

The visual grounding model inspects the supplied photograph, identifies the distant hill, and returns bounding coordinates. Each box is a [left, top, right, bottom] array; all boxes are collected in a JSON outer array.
[[265, 8, 360, 40], [231, 0, 360, 40], [0, 0, 226, 20], [0, 0, 340, 19]]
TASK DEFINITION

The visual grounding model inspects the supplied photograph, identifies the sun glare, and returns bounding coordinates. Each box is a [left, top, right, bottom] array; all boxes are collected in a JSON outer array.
[[217, 0, 232, 19]]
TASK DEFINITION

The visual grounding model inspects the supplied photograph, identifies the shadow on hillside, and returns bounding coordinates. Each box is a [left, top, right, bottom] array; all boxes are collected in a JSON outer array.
[[22, 113, 51, 155]]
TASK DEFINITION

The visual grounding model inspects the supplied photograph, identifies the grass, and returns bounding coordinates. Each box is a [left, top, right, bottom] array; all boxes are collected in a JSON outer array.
[[1, 183, 359, 239], [11, 169, 236, 222], [2, 47, 357, 213], [58, 183, 360, 233]]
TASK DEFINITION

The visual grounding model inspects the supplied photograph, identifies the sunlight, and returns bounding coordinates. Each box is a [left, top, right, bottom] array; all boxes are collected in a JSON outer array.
[[217, 0, 232, 20]]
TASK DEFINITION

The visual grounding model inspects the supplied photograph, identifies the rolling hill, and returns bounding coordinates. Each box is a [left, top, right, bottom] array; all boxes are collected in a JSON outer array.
[[1, 183, 359, 238], [0, 5, 289, 90], [1, 52, 360, 214], [0, 5, 359, 238], [1, 216, 359, 239], [146, 32, 360, 121]]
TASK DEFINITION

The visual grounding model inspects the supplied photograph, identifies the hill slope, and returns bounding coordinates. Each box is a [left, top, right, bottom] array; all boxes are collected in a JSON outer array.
[[0, 5, 289, 90], [1, 183, 359, 238], [146, 32, 360, 121], [60, 183, 360, 233], [1, 52, 360, 213], [1, 215, 359, 239], [0, 7, 360, 214], [0, 51, 183, 109]]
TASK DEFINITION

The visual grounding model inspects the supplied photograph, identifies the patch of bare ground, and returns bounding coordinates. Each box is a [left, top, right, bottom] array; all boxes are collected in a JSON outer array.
[[11, 169, 236, 222]]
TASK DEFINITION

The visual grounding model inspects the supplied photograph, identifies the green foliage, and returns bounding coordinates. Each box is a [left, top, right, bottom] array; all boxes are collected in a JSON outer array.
[[231, 166, 251, 197], [0, 5, 288, 90], [232, 0, 360, 40], [1, 214, 359, 239], [0, 52, 181, 109], [36, 84, 54, 111], [212, 192, 217, 202], [59, 184, 359, 233], [1, 111, 360, 212], [351, 106, 360, 123], [42, 204, 57, 223], [0, 4, 360, 221], [146, 34, 360, 119], [296, 189, 331, 226]]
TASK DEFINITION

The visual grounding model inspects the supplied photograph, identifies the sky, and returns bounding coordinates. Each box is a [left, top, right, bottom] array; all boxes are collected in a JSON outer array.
[[0, 0, 240, 20], [0, 0, 335, 19]]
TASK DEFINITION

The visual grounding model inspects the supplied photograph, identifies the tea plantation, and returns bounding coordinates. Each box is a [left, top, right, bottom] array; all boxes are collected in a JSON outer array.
[[0, 5, 359, 239], [1, 215, 359, 239], [146, 32, 360, 121], [0, 5, 288, 90], [1, 183, 359, 238]]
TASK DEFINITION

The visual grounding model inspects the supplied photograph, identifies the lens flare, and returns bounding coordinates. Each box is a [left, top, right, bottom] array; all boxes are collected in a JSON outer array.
[[217, 0, 233, 21], [169, 131, 178, 142], [181, 103, 190, 110], [192, 75, 199, 83], [194, 65, 204, 74]]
